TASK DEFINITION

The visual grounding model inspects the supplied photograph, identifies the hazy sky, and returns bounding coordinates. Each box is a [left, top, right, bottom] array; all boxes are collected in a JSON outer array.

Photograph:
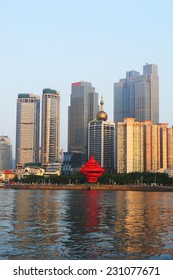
[[1, 0, 173, 156]]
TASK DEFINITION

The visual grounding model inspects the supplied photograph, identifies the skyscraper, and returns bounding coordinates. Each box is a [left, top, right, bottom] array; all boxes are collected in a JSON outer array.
[[41, 88, 60, 165], [88, 98, 115, 170], [16, 94, 40, 168], [114, 63, 159, 124], [68, 81, 99, 160], [0, 136, 12, 170]]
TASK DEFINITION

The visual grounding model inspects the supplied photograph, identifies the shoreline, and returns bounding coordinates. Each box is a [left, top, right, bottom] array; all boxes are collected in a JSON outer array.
[[2, 183, 173, 192]]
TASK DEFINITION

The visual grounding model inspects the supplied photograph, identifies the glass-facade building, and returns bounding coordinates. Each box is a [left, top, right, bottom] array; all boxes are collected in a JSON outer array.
[[114, 64, 159, 124], [68, 81, 99, 161], [88, 120, 115, 170], [41, 88, 60, 165], [88, 98, 115, 171], [15, 94, 40, 168], [0, 136, 12, 170], [62, 151, 85, 175]]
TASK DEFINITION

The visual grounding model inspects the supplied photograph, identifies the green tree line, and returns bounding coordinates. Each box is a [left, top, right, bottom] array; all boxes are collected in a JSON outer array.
[[11, 172, 173, 186]]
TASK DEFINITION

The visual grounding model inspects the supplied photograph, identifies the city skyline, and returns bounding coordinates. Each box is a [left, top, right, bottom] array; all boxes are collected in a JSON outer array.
[[1, 0, 173, 157], [9, 80, 173, 174], [3, 71, 173, 162]]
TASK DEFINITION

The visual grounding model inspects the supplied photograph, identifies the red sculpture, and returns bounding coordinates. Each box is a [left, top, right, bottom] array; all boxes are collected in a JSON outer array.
[[80, 155, 104, 183]]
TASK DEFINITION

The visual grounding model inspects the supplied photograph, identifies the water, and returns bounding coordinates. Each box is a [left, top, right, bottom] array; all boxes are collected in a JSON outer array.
[[0, 189, 173, 260]]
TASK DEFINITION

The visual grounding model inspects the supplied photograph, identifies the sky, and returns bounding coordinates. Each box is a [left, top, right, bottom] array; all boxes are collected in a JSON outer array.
[[1, 0, 173, 157]]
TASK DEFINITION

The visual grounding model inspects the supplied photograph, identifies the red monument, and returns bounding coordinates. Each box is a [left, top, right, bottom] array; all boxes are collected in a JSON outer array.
[[80, 155, 104, 183]]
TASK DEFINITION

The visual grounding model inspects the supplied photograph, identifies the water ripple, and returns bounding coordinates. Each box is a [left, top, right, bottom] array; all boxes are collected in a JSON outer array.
[[0, 189, 173, 259]]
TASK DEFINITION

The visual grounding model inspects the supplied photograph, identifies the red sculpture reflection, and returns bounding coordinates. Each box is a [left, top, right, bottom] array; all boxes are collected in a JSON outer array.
[[80, 155, 104, 183], [85, 191, 101, 232]]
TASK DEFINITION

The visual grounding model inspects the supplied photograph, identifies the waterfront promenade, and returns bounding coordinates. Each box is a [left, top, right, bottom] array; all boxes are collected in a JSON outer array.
[[2, 183, 173, 192]]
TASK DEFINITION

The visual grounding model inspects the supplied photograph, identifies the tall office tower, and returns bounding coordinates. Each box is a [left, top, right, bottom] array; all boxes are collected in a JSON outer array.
[[41, 88, 60, 165], [68, 81, 99, 161], [117, 118, 144, 173], [0, 136, 12, 170], [88, 98, 115, 170], [114, 63, 159, 124], [16, 94, 40, 168]]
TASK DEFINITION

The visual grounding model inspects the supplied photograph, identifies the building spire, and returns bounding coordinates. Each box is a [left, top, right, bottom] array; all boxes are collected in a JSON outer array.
[[100, 96, 104, 111], [96, 96, 108, 121]]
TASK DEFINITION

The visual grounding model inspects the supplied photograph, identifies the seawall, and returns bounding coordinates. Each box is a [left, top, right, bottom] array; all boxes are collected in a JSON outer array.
[[2, 184, 173, 192]]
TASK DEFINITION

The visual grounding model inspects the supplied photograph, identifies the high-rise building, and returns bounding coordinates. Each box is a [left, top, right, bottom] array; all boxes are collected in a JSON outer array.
[[41, 88, 60, 165], [114, 63, 159, 124], [88, 98, 115, 170], [116, 118, 173, 173], [16, 94, 40, 168], [0, 136, 12, 170], [117, 118, 144, 173], [68, 81, 99, 161]]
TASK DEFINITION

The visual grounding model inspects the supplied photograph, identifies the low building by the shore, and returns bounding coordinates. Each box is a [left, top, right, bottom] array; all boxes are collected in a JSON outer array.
[[15, 163, 62, 180], [16, 167, 45, 180], [0, 170, 15, 182]]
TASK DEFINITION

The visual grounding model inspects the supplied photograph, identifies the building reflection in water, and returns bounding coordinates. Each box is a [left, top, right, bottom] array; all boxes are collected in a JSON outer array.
[[64, 190, 173, 259], [1, 189, 173, 259], [114, 191, 173, 259], [10, 190, 63, 259]]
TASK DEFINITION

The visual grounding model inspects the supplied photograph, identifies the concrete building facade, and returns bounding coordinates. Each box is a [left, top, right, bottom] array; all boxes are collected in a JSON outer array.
[[117, 118, 143, 173], [116, 118, 173, 173]]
